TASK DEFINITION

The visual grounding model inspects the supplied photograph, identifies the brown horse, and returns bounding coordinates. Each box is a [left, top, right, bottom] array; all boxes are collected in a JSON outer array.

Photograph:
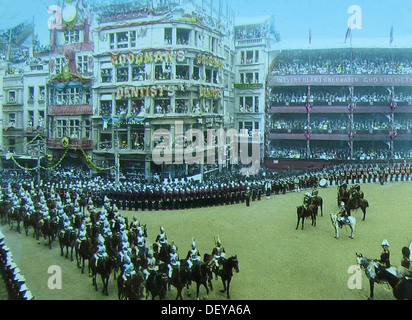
[[311, 196, 323, 216], [346, 187, 369, 221], [296, 204, 317, 230]]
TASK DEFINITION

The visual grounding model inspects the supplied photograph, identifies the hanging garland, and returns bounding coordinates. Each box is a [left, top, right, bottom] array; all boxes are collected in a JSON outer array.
[[9, 140, 118, 173]]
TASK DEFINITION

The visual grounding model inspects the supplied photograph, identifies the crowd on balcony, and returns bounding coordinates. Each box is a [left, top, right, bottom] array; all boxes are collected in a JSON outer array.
[[268, 146, 412, 161], [272, 49, 412, 75], [269, 92, 412, 106], [269, 119, 412, 133]]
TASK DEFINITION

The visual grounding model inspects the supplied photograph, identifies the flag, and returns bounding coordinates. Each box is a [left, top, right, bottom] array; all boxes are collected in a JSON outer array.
[[389, 26, 394, 45], [309, 28, 312, 45], [344, 27, 352, 44]]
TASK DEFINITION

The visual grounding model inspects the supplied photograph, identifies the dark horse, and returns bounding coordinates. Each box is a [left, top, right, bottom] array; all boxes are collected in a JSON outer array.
[[296, 204, 317, 230], [311, 196, 323, 217], [0, 201, 12, 225], [169, 260, 192, 300], [58, 229, 76, 261], [216, 255, 239, 299], [346, 187, 369, 221], [75, 238, 94, 275], [356, 253, 411, 300], [117, 272, 145, 300], [90, 255, 117, 296], [189, 261, 212, 300], [145, 269, 169, 300], [378, 268, 412, 300], [41, 218, 58, 249]]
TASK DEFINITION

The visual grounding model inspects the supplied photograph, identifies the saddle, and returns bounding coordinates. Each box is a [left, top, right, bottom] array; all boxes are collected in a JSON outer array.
[[338, 217, 350, 227]]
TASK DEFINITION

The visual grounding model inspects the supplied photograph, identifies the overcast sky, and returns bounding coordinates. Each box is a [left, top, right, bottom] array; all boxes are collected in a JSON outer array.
[[1, 0, 411, 47]]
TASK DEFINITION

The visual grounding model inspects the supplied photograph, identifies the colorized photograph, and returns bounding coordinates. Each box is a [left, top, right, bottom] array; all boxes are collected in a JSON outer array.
[[1, 0, 412, 303]]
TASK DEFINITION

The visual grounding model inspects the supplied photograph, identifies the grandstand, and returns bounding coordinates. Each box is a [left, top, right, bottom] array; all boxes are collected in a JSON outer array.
[[265, 47, 412, 171]]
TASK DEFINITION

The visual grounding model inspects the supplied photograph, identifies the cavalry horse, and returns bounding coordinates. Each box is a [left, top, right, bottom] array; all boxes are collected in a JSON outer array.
[[188, 260, 212, 300], [23, 211, 41, 241], [346, 186, 369, 221], [330, 213, 356, 239], [356, 253, 412, 300], [0, 201, 12, 225], [90, 255, 117, 296], [296, 204, 318, 230], [117, 272, 146, 300], [145, 269, 169, 300], [58, 229, 77, 261], [75, 237, 94, 275], [9, 199, 25, 234], [216, 256, 239, 299], [41, 218, 58, 249], [311, 195, 323, 217], [169, 260, 192, 300]]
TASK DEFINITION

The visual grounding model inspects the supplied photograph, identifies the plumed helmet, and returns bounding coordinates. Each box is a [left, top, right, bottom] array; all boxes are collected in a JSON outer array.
[[381, 239, 390, 247]]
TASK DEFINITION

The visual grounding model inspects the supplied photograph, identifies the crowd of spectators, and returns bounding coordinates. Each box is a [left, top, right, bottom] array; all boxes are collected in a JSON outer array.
[[272, 48, 412, 75], [269, 119, 412, 133], [270, 92, 412, 106], [268, 146, 412, 161]]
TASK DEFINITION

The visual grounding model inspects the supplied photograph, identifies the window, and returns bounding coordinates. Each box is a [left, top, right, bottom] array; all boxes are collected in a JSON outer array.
[[8, 91, 16, 103], [69, 120, 81, 138], [100, 101, 112, 117], [239, 96, 259, 113], [155, 62, 171, 80], [8, 113, 16, 125], [39, 86, 45, 101], [101, 69, 113, 83], [77, 55, 89, 74], [64, 30, 80, 44], [116, 32, 129, 48], [84, 120, 91, 139], [176, 65, 190, 80], [108, 31, 137, 49], [54, 57, 65, 74], [132, 66, 146, 81], [55, 119, 81, 138], [116, 67, 129, 82], [27, 111, 34, 127], [240, 50, 259, 65], [56, 120, 67, 138], [177, 28, 190, 45], [56, 88, 81, 105], [28, 87, 34, 103], [115, 100, 128, 117], [164, 28, 173, 45], [175, 98, 189, 114]]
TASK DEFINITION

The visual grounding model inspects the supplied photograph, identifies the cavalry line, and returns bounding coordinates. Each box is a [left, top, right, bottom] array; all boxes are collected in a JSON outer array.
[[1, 182, 411, 300]]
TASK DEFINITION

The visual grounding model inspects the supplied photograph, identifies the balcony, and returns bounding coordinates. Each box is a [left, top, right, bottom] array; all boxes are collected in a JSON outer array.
[[47, 138, 93, 150], [48, 105, 93, 116]]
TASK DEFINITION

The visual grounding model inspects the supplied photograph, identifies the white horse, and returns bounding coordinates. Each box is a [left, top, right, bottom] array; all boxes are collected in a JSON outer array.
[[330, 213, 356, 239]]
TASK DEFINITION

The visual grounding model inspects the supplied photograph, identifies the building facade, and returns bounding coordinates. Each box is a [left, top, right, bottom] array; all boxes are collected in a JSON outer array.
[[91, 0, 235, 181]]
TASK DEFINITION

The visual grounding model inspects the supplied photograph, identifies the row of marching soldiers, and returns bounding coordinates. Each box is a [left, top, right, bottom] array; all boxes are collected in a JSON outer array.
[[0, 231, 34, 300], [0, 182, 229, 298]]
